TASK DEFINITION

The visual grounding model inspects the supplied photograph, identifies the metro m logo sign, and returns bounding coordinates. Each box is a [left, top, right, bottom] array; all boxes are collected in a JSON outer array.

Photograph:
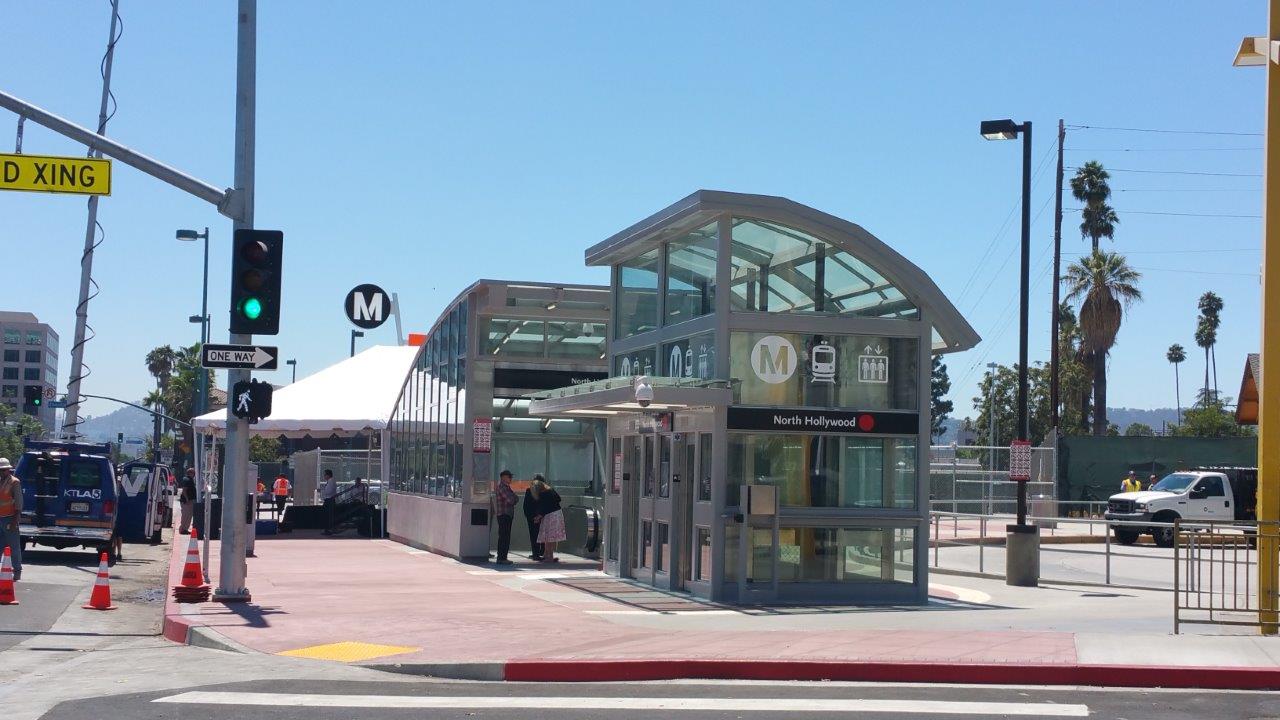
[[345, 283, 393, 330], [750, 335, 797, 385]]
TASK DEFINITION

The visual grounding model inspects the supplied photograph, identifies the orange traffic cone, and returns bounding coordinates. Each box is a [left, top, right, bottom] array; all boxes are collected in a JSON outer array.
[[181, 529, 204, 588], [0, 546, 18, 606], [82, 552, 116, 610]]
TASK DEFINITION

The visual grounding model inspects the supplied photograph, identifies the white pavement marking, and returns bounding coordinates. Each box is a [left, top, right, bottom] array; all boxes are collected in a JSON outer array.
[[153, 691, 1089, 716]]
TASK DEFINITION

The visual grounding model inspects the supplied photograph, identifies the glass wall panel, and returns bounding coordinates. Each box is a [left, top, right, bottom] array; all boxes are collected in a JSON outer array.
[[546, 321, 606, 360], [660, 332, 716, 380], [695, 527, 711, 581], [484, 319, 545, 358], [615, 347, 656, 377], [640, 520, 653, 568], [665, 222, 718, 325], [730, 331, 918, 410], [728, 433, 916, 509], [656, 522, 669, 573], [759, 527, 915, 584], [549, 440, 594, 490], [729, 218, 918, 319], [698, 434, 712, 502], [616, 248, 660, 338]]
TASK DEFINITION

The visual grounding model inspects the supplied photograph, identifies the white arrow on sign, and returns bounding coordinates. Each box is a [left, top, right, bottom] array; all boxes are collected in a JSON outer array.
[[202, 344, 278, 370]]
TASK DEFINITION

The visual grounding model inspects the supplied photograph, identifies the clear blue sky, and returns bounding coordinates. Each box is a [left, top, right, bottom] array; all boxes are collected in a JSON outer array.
[[0, 2, 1266, 423]]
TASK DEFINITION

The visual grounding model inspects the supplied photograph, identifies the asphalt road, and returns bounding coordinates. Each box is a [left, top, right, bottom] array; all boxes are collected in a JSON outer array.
[[37, 678, 1280, 720], [0, 547, 115, 652]]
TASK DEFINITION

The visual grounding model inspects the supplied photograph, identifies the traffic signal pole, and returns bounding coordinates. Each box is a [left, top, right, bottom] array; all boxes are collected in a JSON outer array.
[[215, 0, 257, 603]]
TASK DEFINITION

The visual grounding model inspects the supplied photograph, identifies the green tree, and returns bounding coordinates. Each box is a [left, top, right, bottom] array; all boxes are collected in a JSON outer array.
[[0, 402, 44, 461], [1124, 422, 1155, 437], [1194, 315, 1215, 404], [1070, 161, 1119, 252], [1064, 251, 1143, 436], [1197, 291, 1223, 399], [1166, 343, 1186, 426], [1055, 303, 1092, 435], [1173, 394, 1254, 438], [972, 361, 1057, 447], [249, 435, 283, 463], [140, 343, 213, 470], [930, 355, 953, 441]]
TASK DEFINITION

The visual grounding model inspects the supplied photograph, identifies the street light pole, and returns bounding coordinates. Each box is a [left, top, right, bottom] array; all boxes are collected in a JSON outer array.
[[286, 359, 296, 383], [178, 227, 211, 417], [351, 330, 364, 357], [980, 117, 1039, 587]]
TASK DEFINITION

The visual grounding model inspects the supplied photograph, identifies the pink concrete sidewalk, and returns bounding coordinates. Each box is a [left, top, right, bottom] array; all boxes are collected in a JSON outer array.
[[161, 533, 1280, 689]]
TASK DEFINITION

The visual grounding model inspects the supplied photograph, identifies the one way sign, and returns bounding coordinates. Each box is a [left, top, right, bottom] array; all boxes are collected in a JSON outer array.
[[201, 343, 279, 370]]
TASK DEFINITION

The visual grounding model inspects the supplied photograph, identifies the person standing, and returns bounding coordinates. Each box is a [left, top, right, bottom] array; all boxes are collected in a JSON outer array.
[[178, 467, 198, 535], [533, 475, 566, 563], [1147, 474, 1159, 491], [272, 473, 291, 519], [522, 480, 543, 561], [492, 470, 518, 565], [1120, 470, 1141, 494], [320, 469, 337, 535], [0, 458, 23, 581]]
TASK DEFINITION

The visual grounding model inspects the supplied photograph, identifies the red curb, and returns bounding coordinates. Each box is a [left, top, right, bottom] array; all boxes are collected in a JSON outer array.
[[503, 660, 1280, 690], [162, 531, 202, 645]]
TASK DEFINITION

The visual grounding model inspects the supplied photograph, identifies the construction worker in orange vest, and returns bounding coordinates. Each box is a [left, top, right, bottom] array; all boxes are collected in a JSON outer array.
[[272, 474, 291, 520], [0, 458, 22, 581]]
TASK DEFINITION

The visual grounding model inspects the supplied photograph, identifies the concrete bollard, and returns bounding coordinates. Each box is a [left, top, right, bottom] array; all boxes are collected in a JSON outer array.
[[1006, 524, 1040, 587]]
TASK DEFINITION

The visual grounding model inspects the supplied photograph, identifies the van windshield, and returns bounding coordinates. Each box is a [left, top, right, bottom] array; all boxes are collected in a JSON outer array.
[[1153, 473, 1197, 493]]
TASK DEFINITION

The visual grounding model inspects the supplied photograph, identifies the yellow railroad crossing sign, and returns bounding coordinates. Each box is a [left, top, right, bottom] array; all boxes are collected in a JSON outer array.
[[0, 153, 111, 196]]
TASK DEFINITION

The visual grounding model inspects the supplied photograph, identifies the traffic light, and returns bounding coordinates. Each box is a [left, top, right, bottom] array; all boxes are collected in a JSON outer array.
[[23, 385, 42, 408], [229, 229, 284, 335], [231, 378, 273, 424]]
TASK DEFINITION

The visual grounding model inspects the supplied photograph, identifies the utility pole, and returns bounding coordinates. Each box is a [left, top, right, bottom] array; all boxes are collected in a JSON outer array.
[[63, 0, 121, 436], [215, 0, 256, 603], [1050, 119, 1064, 434]]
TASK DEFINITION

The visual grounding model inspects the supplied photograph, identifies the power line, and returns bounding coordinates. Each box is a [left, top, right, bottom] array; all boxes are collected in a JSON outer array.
[[1117, 188, 1259, 193], [1065, 207, 1261, 218], [1066, 147, 1262, 152], [1064, 248, 1259, 255], [1065, 124, 1262, 137], [1130, 266, 1260, 278], [1066, 166, 1261, 178]]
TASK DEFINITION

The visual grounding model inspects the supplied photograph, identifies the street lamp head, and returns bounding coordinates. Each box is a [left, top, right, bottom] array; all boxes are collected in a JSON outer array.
[[188, 315, 204, 324], [285, 359, 296, 366], [352, 330, 365, 339], [980, 119, 1021, 140], [176, 229, 200, 241]]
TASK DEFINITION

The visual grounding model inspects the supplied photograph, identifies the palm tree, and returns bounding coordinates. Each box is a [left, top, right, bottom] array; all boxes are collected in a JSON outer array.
[[1194, 316, 1215, 403], [1197, 292, 1223, 398], [1166, 343, 1186, 425], [1070, 161, 1119, 252], [1064, 251, 1143, 436]]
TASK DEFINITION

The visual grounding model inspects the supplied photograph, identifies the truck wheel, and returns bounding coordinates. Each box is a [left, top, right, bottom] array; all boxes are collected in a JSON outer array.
[[1113, 528, 1139, 545], [1151, 517, 1178, 548]]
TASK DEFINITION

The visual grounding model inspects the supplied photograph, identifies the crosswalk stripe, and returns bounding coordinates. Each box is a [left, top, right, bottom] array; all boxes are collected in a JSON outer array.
[[153, 691, 1089, 716]]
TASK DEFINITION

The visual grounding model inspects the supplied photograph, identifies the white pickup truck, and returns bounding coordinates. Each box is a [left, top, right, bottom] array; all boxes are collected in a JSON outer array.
[[1104, 467, 1258, 547]]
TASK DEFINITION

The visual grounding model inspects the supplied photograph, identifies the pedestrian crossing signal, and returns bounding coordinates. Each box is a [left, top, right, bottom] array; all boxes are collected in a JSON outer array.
[[231, 379, 273, 424]]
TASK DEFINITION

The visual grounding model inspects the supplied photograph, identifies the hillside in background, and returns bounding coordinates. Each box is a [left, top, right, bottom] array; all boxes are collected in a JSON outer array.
[[77, 404, 152, 442], [934, 408, 1182, 444]]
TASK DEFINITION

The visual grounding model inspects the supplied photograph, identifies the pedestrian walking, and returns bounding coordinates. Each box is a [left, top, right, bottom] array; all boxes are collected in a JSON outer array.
[[532, 475, 566, 563], [178, 467, 198, 534], [0, 458, 23, 581], [522, 480, 543, 561], [320, 469, 337, 535], [492, 470, 517, 565], [272, 473, 291, 519]]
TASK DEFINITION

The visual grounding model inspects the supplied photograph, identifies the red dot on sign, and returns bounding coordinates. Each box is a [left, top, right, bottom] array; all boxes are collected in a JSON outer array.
[[857, 414, 875, 431]]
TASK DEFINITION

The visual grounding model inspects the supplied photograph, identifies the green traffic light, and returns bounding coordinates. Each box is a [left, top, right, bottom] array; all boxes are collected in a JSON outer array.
[[241, 297, 263, 320]]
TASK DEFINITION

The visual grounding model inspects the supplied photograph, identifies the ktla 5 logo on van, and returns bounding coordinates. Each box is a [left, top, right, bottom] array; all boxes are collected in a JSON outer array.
[[750, 335, 797, 384]]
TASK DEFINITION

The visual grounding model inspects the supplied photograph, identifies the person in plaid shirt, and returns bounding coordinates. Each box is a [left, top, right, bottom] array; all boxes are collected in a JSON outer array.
[[492, 470, 518, 565]]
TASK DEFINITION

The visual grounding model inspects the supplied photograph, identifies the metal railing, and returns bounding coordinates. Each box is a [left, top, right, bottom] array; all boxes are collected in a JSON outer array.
[[928, 510, 1189, 589], [1174, 519, 1279, 634]]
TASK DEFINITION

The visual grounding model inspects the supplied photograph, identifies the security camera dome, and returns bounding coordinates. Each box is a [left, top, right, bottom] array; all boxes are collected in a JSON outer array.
[[634, 376, 654, 408]]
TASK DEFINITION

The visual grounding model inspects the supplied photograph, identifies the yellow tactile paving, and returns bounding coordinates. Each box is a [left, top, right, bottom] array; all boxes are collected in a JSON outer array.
[[277, 641, 420, 663]]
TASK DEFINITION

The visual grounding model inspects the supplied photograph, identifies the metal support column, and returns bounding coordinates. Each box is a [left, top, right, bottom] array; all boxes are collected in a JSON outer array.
[[215, 0, 256, 603]]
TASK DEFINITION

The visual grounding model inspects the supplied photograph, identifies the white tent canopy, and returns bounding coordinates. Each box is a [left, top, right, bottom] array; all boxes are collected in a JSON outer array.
[[192, 345, 418, 438]]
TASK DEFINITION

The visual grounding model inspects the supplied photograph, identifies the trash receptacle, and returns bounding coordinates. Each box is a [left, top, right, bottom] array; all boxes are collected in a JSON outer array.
[[193, 498, 222, 539], [1030, 494, 1058, 529]]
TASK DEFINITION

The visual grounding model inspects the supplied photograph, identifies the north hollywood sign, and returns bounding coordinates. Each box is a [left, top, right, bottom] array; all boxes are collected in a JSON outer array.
[[493, 368, 607, 391], [727, 407, 919, 435]]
